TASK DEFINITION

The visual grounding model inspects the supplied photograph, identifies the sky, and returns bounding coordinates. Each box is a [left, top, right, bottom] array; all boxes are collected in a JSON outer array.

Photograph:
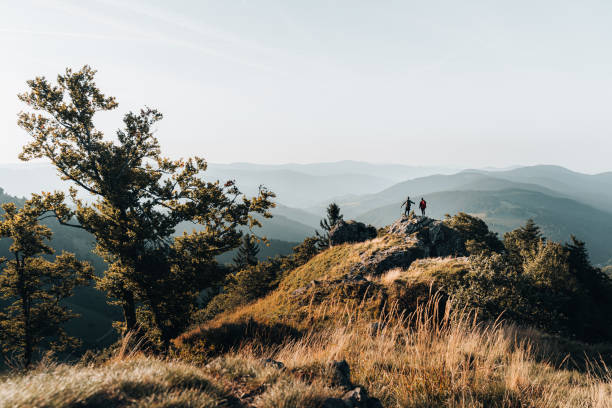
[[1, 0, 611, 173]]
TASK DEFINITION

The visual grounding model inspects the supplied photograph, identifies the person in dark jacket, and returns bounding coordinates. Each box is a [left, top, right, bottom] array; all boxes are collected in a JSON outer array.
[[419, 197, 427, 217], [401, 196, 415, 216]]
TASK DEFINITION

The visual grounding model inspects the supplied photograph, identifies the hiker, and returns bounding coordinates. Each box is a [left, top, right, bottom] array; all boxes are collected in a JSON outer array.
[[419, 197, 427, 217], [401, 196, 415, 216]]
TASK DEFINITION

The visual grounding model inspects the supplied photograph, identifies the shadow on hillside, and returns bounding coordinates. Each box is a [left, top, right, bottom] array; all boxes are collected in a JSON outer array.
[[514, 328, 612, 375], [174, 319, 302, 358], [71, 377, 243, 408]]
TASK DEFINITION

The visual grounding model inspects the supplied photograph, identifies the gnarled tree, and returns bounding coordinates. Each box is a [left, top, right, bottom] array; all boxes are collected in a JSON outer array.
[[17, 66, 275, 347]]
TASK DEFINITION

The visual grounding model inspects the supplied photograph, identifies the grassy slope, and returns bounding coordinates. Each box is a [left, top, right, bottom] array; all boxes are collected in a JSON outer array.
[[4, 237, 612, 407], [0, 354, 342, 408]]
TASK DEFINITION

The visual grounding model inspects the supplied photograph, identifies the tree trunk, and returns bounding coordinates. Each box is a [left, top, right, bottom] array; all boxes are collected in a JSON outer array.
[[146, 292, 172, 350], [22, 295, 32, 369], [123, 290, 137, 333]]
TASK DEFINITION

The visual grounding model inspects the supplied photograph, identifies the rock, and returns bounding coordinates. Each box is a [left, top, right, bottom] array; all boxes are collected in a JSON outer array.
[[388, 216, 466, 257], [355, 245, 422, 276], [261, 358, 284, 369], [329, 359, 352, 389], [342, 387, 369, 407], [329, 220, 377, 246]]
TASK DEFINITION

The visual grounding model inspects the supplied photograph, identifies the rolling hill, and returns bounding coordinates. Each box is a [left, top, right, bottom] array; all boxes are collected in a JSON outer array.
[[471, 165, 612, 212], [313, 172, 569, 218]]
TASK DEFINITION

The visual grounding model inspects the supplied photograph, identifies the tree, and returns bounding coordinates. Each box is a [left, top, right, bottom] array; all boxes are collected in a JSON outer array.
[[316, 203, 343, 249], [17, 66, 274, 347], [503, 219, 543, 264], [233, 234, 260, 270], [0, 202, 93, 368], [444, 212, 504, 255]]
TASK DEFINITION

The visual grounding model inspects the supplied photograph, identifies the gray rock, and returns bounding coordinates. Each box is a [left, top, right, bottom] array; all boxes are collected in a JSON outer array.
[[388, 216, 466, 258], [355, 245, 422, 276], [329, 220, 377, 246]]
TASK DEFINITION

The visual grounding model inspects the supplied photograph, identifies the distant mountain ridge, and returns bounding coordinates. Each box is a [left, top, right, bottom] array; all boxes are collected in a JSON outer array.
[[3, 162, 612, 264], [357, 187, 612, 264]]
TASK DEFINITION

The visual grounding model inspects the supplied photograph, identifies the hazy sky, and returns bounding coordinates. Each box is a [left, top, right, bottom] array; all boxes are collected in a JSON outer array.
[[1, 1, 611, 172]]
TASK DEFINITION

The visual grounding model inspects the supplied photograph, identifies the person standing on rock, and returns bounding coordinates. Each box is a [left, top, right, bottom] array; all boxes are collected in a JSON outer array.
[[419, 197, 427, 217], [401, 196, 415, 216]]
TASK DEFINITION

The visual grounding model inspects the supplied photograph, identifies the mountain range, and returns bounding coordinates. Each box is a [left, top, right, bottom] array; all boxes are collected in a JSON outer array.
[[1, 162, 612, 263]]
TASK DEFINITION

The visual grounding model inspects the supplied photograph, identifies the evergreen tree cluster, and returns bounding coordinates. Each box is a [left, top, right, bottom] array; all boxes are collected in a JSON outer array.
[[0, 202, 93, 367]]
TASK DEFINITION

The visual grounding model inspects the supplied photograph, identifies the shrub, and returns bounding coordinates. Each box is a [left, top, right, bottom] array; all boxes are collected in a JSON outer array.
[[444, 212, 504, 255]]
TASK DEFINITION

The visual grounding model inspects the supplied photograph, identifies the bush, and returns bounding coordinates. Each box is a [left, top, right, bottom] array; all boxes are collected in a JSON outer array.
[[444, 212, 504, 255], [448, 233, 612, 342]]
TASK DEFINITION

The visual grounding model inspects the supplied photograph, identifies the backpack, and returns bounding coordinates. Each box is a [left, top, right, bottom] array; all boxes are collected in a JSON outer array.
[[420, 200, 426, 209]]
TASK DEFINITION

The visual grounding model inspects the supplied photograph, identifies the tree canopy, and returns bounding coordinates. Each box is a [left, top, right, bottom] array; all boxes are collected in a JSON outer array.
[[17, 66, 275, 346], [316, 203, 343, 249]]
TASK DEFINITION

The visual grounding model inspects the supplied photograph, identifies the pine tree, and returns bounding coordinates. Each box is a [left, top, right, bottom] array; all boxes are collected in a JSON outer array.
[[17, 66, 275, 347], [233, 234, 260, 270], [316, 203, 343, 248], [0, 202, 93, 368], [503, 219, 544, 264]]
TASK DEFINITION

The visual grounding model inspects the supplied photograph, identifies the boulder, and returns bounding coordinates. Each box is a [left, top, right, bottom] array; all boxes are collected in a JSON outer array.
[[329, 220, 377, 246], [389, 216, 466, 257], [354, 245, 422, 276], [322, 386, 383, 408]]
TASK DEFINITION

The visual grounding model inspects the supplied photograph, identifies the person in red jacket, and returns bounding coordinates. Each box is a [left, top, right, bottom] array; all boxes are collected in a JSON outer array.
[[419, 197, 427, 217]]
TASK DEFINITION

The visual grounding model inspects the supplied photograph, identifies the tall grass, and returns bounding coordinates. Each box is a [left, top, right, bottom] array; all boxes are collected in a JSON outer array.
[[241, 295, 612, 407], [3, 284, 612, 407]]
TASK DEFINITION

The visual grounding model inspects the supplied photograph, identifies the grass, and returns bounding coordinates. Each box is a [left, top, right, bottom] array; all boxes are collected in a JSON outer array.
[[248, 296, 612, 407], [177, 236, 423, 347], [4, 276, 612, 407], [5, 238, 612, 407], [0, 351, 342, 408], [279, 233, 412, 292], [175, 255, 464, 354], [174, 246, 612, 407]]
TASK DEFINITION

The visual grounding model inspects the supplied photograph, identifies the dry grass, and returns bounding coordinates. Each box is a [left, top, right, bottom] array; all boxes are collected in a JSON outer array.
[[178, 236, 422, 344], [4, 293, 612, 407], [0, 352, 341, 408], [5, 244, 612, 407], [0, 357, 227, 408], [279, 234, 412, 292], [259, 297, 612, 408]]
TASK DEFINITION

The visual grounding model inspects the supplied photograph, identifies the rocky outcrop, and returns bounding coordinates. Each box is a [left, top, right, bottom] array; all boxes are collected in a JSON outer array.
[[329, 220, 377, 246], [389, 216, 466, 258], [353, 244, 423, 276], [292, 216, 468, 297]]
